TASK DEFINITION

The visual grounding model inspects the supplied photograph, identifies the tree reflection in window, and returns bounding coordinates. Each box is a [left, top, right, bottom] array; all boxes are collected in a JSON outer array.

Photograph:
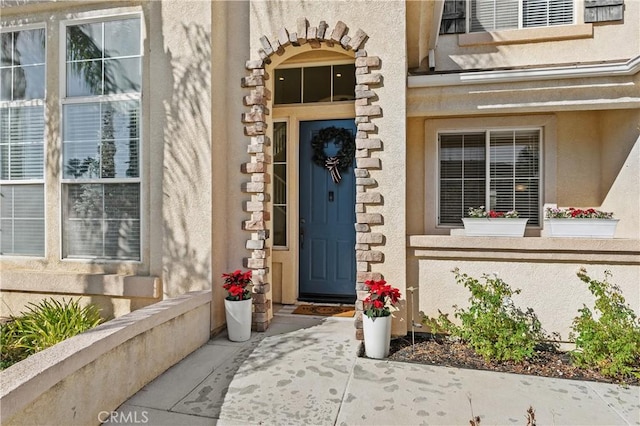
[[66, 19, 141, 97], [61, 17, 141, 260]]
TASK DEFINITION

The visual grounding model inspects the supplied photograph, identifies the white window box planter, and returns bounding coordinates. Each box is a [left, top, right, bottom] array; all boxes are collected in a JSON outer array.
[[544, 218, 619, 238], [462, 218, 529, 237]]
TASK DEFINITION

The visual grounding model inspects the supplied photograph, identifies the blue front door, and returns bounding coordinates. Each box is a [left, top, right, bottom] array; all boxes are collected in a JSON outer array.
[[299, 119, 356, 302]]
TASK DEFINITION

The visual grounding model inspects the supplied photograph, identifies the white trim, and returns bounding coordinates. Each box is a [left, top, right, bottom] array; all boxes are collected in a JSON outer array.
[[409, 55, 640, 88]]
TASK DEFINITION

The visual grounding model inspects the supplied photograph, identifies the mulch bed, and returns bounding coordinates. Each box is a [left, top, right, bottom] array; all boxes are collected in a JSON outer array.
[[386, 333, 639, 387]]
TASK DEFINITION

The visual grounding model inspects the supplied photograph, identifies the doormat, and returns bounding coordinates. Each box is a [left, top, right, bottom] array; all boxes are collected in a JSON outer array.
[[292, 305, 355, 317]]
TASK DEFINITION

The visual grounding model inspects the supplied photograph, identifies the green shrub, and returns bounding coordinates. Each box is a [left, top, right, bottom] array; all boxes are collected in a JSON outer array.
[[424, 269, 546, 362], [570, 268, 640, 379], [0, 298, 102, 369]]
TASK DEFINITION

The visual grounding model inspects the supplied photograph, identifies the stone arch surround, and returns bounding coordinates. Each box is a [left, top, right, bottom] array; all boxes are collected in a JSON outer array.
[[240, 18, 385, 339]]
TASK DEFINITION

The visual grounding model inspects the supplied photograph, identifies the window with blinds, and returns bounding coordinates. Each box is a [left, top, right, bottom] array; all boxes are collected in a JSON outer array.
[[61, 17, 141, 260], [439, 129, 541, 226], [0, 27, 46, 257], [469, 0, 574, 33]]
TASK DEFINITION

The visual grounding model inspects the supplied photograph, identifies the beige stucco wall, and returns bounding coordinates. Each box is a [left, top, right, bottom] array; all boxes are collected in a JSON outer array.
[[555, 110, 640, 239], [247, 0, 408, 334], [148, 0, 212, 296], [416, 257, 639, 341]]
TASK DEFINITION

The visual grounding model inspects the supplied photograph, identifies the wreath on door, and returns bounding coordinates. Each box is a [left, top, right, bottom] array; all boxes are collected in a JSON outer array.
[[311, 126, 356, 184]]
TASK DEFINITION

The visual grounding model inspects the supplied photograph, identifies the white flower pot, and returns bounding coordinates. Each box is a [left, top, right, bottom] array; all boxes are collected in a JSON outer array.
[[363, 315, 392, 359], [462, 218, 529, 237], [544, 218, 619, 238], [224, 298, 252, 342]]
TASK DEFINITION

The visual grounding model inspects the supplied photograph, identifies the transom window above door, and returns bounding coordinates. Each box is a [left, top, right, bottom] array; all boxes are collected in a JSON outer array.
[[274, 64, 355, 105]]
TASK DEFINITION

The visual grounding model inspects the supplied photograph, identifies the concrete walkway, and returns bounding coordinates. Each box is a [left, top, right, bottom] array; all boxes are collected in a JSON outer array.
[[112, 308, 640, 425]]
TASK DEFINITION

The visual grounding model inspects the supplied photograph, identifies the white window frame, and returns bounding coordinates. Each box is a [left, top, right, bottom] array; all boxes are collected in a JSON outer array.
[[0, 23, 47, 258], [59, 13, 144, 262], [437, 126, 543, 228], [466, 0, 576, 33]]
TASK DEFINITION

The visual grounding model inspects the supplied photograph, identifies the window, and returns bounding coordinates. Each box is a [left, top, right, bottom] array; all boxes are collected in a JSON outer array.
[[274, 64, 355, 105], [61, 16, 141, 260], [442, 0, 575, 33], [273, 121, 287, 247], [0, 27, 46, 256], [439, 129, 541, 226]]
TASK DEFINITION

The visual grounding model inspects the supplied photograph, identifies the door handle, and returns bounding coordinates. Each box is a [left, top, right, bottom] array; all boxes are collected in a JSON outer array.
[[300, 218, 305, 250]]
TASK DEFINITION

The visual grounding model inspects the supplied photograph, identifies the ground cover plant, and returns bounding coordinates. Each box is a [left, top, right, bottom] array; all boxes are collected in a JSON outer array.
[[1, 298, 102, 370], [390, 269, 639, 386]]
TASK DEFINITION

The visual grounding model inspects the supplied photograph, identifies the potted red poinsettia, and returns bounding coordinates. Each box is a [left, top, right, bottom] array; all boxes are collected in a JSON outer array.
[[222, 269, 252, 342], [362, 279, 401, 359]]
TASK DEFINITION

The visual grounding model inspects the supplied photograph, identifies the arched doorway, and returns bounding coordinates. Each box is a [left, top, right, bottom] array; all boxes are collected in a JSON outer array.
[[240, 19, 385, 339]]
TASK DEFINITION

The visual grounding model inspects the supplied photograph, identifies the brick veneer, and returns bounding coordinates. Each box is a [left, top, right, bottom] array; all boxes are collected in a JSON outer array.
[[241, 18, 384, 339]]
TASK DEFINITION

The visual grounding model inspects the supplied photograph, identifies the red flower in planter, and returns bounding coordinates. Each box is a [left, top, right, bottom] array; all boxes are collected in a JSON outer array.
[[468, 206, 520, 218], [545, 207, 614, 219], [363, 279, 401, 319], [222, 269, 252, 301]]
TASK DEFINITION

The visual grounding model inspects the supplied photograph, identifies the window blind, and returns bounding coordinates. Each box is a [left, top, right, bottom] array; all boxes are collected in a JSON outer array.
[[61, 101, 140, 259], [63, 183, 140, 259], [470, 0, 573, 32], [62, 16, 142, 261], [439, 133, 486, 225], [523, 0, 573, 27], [0, 62, 45, 257], [471, 0, 518, 32], [0, 184, 45, 256], [0, 106, 45, 180], [489, 130, 540, 225], [439, 129, 541, 226]]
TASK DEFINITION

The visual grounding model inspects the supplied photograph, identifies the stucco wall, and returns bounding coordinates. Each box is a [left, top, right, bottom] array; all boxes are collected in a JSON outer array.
[[1, 291, 211, 426], [247, 0, 408, 333], [416, 257, 639, 341], [148, 0, 212, 298], [599, 109, 640, 239], [555, 110, 640, 239]]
